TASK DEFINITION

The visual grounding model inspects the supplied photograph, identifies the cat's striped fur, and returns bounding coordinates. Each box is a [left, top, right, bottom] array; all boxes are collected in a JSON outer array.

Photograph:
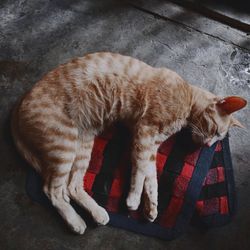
[[11, 52, 246, 234]]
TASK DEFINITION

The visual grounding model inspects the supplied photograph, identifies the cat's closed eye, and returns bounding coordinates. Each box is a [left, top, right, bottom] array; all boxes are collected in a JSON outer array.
[[215, 130, 221, 137]]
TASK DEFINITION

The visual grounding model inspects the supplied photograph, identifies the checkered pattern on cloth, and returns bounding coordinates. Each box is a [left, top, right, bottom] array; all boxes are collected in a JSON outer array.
[[82, 125, 236, 238], [26, 125, 236, 240], [192, 139, 237, 228]]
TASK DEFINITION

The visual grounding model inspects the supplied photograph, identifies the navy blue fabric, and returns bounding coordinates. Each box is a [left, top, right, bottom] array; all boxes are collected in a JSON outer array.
[[173, 143, 217, 235], [191, 135, 237, 228], [26, 169, 51, 207], [25, 134, 236, 240]]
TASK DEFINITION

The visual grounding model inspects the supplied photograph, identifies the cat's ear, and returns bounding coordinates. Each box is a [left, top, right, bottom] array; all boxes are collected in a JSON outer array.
[[217, 96, 247, 114], [230, 117, 245, 128]]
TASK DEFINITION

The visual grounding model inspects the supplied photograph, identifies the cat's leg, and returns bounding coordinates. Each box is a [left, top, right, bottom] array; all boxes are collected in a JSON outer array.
[[68, 136, 110, 225], [43, 160, 87, 234], [126, 125, 159, 221], [143, 138, 166, 221], [142, 165, 158, 222]]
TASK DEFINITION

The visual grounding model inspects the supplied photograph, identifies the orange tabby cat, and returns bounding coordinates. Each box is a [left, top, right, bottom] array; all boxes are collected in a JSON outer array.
[[11, 52, 246, 234]]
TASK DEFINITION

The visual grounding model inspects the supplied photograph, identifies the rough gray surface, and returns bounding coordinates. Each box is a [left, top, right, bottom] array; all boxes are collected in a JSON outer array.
[[195, 0, 250, 25], [131, 0, 250, 50], [0, 0, 249, 249]]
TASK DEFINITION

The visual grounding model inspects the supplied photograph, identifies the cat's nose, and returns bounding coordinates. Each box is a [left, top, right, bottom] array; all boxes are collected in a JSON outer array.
[[205, 138, 213, 147], [206, 139, 216, 147]]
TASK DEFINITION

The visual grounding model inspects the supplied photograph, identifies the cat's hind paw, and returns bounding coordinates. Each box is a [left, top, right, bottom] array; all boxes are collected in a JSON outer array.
[[69, 215, 87, 235]]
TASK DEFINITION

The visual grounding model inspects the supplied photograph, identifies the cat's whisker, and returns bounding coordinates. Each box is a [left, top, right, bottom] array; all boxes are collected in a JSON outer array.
[[190, 123, 204, 138]]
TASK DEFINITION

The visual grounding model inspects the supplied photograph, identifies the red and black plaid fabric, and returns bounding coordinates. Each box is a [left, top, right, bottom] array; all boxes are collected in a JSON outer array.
[[82, 124, 236, 239], [26, 124, 236, 240], [192, 140, 236, 228], [196, 143, 229, 216]]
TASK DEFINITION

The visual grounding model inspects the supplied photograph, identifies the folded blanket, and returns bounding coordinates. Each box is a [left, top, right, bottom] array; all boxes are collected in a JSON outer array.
[[26, 124, 236, 240]]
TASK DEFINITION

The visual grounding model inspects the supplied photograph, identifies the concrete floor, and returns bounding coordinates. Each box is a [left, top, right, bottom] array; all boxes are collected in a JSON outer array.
[[0, 0, 250, 249]]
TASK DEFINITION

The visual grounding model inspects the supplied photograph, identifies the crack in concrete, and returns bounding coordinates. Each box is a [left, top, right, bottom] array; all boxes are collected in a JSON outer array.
[[169, 0, 250, 34], [153, 39, 173, 51], [129, 3, 250, 52]]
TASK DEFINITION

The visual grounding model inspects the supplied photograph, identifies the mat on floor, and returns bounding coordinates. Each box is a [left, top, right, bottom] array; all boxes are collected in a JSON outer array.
[[26, 125, 236, 240]]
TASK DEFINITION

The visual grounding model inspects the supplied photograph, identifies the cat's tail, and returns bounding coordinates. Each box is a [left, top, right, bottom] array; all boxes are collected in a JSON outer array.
[[11, 98, 42, 173]]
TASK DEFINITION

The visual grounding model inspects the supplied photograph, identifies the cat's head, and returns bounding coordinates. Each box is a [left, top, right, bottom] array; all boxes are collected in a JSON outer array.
[[189, 96, 247, 146]]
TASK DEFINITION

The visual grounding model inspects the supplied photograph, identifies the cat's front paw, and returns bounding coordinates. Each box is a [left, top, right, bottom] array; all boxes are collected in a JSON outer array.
[[92, 206, 110, 225], [143, 202, 158, 222], [126, 192, 141, 210]]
